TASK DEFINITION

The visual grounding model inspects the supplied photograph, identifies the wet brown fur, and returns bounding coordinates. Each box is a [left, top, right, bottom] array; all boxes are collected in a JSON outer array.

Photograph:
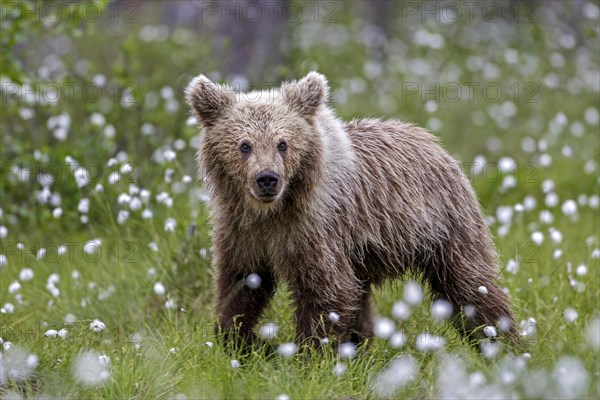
[[185, 72, 518, 347]]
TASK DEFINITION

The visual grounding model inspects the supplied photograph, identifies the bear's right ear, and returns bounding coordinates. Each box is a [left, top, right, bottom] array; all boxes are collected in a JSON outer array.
[[185, 74, 234, 127]]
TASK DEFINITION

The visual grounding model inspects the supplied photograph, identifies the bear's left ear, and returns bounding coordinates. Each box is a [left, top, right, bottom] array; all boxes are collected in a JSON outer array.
[[282, 71, 329, 117]]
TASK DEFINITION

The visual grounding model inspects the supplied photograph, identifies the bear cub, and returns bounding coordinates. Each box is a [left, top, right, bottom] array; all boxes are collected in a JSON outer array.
[[185, 72, 518, 348]]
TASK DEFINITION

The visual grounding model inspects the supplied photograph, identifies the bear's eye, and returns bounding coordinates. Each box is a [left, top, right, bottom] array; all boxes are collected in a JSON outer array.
[[277, 141, 287, 152], [240, 143, 252, 154]]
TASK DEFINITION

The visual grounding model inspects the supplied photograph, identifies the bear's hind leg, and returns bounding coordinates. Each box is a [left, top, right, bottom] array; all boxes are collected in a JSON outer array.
[[350, 282, 374, 344], [426, 262, 518, 345]]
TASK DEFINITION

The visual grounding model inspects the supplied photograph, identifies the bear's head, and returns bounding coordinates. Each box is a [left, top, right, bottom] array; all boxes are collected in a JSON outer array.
[[185, 72, 329, 212]]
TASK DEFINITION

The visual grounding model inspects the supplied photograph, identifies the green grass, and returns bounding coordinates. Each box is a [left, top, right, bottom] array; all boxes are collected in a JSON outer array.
[[1, 1, 599, 398]]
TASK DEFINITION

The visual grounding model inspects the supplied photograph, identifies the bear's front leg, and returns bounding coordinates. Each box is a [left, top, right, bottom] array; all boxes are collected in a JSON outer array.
[[214, 266, 276, 349], [284, 251, 363, 346]]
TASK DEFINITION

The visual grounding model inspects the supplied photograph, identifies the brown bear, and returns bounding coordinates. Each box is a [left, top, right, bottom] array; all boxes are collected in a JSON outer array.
[[185, 72, 518, 348]]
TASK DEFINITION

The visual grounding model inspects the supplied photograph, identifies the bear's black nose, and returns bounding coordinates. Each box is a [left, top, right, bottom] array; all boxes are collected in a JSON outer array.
[[256, 172, 279, 190]]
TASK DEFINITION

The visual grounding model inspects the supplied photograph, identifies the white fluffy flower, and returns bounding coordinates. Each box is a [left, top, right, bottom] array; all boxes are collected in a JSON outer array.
[[277, 342, 298, 358], [392, 301, 411, 320], [90, 319, 106, 332], [431, 299, 453, 321], [78, 198, 90, 214], [416, 333, 445, 352], [19, 268, 34, 281], [338, 342, 356, 359], [372, 356, 416, 397], [153, 282, 166, 296], [403, 281, 423, 305], [245, 273, 262, 289], [374, 317, 395, 338], [561, 199, 578, 216], [164, 218, 177, 232], [483, 326, 497, 337], [72, 350, 111, 386], [259, 322, 278, 340]]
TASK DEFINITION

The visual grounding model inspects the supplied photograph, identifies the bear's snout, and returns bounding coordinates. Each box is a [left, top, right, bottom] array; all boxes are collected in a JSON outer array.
[[256, 171, 279, 190], [253, 171, 281, 201]]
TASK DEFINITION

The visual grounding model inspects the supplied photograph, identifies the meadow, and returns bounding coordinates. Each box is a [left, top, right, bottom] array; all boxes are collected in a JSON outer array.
[[1, 1, 599, 398]]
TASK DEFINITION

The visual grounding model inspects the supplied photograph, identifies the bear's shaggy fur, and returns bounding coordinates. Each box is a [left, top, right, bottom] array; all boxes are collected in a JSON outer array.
[[185, 72, 518, 347]]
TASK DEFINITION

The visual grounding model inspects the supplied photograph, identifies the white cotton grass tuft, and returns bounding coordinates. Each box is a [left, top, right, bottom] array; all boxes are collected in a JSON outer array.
[[328, 311, 340, 324], [561, 199, 578, 216], [506, 259, 519, 274], [563, 308, 578, 323], [539, 210, 554, 224], [19, 268, 34, 281], [431, 299, 453, 322], [531, 231, 544, 245], [551, 356, 589, 399], [8, 281, 21, 294], [416, 333, 445, 352], [245, 273, 262, 289], [483, 326, 497, 337], [277, 342, 298, 358], [520, 317, 537, 337], [1, 303, 14, 314], [372, 355, 416, 397], [74, 167, 90, 188], [436, 354, 497, 399], [153, 282, 166, 296], [338, 342, 356, 359], [496, 206, 513, 225], [117, 210, 129, 225], [480, 340, 501, 358], [389, 331, 405, 348], [586, 317, 600, 349], [78, 198, 90, 214], [164, 218, 177, 232], [498, 316, 513, 333], [373, 317, 395, 338], [391, 301, 411, 320], [90, 319, 106, 332], [72, 350, 111, 386], [575, 264, 588, 276], [230, 359, 240, 368], [141, 209, 153, 219], [83, 239, 102, 255], [403, 281, 423, 305], [545, 192, 559, 207], [0, 345, 38, 383], [164, 299, 177, 310], [333, 362, 347, 377], [258, 322, 278, 340], [45, 329, 58, 338], [549, 228, 563, 244]]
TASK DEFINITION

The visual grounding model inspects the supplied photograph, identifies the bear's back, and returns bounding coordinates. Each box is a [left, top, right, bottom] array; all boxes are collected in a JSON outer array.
[[342, 119, 486, 271]]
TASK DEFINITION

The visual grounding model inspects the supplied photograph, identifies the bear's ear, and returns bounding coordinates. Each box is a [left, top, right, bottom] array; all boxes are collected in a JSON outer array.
[[185, 74, 234, 127], [282, 71, 329, 117]]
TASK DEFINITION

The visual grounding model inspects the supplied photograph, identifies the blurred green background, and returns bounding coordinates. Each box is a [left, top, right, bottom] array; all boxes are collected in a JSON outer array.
[[1, 1, 599, 398]]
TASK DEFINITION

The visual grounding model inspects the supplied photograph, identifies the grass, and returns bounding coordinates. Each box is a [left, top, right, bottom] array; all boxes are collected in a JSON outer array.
[[1, 1, 599, 398]]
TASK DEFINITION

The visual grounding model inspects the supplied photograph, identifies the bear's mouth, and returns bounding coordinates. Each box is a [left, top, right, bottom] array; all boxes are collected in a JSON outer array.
[[254, 192, 279, 202], [250, 189, 282, 203]]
